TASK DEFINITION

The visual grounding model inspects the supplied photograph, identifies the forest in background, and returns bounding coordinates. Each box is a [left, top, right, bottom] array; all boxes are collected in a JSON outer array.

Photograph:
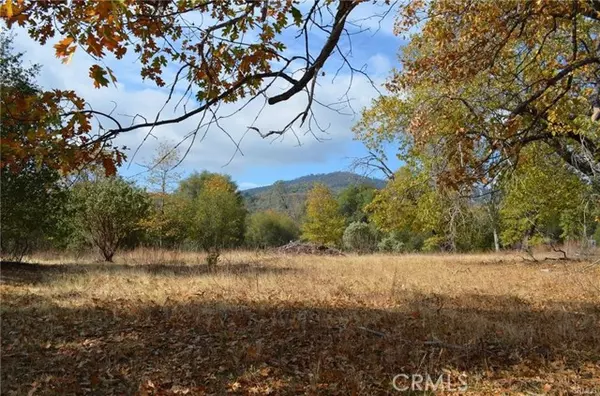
[[2, 26, 599, 265]]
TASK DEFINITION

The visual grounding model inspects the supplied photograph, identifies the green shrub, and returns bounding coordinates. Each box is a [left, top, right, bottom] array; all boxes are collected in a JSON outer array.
[[246, 210, 299, 248], [343, 221, 378, 253], [377, 233, 405, 253], [422, 235, 444, 252]]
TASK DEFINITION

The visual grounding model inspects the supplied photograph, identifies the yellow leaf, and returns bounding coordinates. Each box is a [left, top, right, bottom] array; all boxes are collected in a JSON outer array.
[[5, 0, 13, 18], [54, 36, 75, 59]]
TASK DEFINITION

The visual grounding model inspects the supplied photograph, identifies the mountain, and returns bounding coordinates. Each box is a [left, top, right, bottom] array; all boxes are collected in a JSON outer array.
[[243, 171, 385, 196], [243, 172, 386, 220]]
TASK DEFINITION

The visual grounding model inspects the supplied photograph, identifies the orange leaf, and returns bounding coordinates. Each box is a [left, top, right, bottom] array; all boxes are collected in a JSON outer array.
[[102, 157, 117, 176], [54, 36, 76, 61], [4, 0, 13, 18]]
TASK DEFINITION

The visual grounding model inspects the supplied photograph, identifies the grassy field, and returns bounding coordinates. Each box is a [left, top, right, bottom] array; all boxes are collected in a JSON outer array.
[[1, 249, 599, 395]]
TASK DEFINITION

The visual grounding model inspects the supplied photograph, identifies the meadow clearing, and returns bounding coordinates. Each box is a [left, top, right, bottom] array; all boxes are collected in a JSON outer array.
[[1, 249, 599, 395]]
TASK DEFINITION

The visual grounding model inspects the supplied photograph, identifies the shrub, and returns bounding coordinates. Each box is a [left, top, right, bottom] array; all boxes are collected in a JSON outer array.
[[343, 221, 378, 253], [246, 210, 299, 248], [377, 233, 405, 253], [422, 235, 444, 252]]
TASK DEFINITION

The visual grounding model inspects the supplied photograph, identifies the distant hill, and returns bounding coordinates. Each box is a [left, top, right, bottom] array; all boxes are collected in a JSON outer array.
[[243, 172, 386, 220], [243, 171, 385, 196]]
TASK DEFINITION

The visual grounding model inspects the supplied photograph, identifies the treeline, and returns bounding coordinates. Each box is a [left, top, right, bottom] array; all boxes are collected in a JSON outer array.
[[2, 33, 597, 262], [3, 142, 599, 263]]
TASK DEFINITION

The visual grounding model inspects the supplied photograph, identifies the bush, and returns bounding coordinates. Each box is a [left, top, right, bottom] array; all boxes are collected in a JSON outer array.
[[377, 233, 405, 253], [422, 235, 444, 252], [343, 222, 378, 253], [246, 210, 299, 248]]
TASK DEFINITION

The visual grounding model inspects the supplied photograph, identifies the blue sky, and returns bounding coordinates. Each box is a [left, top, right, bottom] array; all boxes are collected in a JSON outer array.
[[12, 2, 405, 190]]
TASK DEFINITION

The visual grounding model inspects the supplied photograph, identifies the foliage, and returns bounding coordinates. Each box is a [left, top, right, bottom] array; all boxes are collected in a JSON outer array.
[[337, 184, 376, 224], [178, 171, 238, 200], [0, 163, 68, 260], [342, 221, 378, 253], [355, 2, 600, 188], [70, 177, 150, 261], [421, 236, 444, 253], [246, 210, 299, 248], [367, 156, 499, 252], [302, 183, 345, 247], [1, 1, 372, 172], [185, 173, 246, 261], [500, 148, 590, 248], [0, 33, 121, 174], [377, 232, 406, 253]]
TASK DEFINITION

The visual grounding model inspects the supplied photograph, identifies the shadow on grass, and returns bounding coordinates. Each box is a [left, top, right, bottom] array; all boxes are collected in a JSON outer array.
[[0, 260, 299, 286], [1, 290, 599, 395]]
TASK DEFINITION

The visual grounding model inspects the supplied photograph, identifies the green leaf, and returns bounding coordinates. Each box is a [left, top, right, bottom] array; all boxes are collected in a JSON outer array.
[[291, 7, 302, 26], [89, 65, 109, 88]]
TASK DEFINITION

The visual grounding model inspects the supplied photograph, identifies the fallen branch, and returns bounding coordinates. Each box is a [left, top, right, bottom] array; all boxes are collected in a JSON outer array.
[[357, 326, 387, 338]]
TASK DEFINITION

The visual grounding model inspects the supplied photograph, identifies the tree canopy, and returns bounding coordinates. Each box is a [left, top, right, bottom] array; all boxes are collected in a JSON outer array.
[[356, 1, 600, 187], [302, 183, 345, 246], [0, 0, 394, 173]]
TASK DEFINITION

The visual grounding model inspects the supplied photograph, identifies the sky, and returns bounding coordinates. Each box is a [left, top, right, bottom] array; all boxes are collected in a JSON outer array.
[[11, 2, 405, 190]]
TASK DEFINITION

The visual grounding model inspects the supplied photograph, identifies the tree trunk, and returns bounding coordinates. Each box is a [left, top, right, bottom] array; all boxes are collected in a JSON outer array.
[[493, 227, 500, 252]]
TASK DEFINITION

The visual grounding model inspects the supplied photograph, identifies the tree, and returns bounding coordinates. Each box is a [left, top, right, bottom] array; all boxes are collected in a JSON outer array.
[[144, 142, 182, 196], [71, 177, 150, 261], [499, 147, 590, 249], [356, 1, 600, 188], [185, 173, 246, 267], [342, 221, 378, 253], [302, 183, 345, 246], [1, 164, 68, 260], [1, 1, 394, 172], [246, 210, 299, 248], [0, 34, 69, 260], [268, 181, 290, 213], [366, 156, 493, 252], [337, 184, 376, 224], [140, 142, 182, 247], [178, 171, 236, 201], [0, 33, 121, 174]]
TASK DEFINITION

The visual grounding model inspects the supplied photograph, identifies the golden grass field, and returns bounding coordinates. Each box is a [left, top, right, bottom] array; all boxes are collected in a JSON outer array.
[[1, 249, 599, 395]]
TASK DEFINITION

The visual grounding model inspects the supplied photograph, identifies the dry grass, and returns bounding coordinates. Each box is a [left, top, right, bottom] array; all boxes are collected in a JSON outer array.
[[2, 249, 599, 394]]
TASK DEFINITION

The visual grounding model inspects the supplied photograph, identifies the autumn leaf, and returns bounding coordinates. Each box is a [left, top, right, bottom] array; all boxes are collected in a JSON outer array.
[[4, 0, 12, 18], [54, 37, 76, 63], [106, 67, 118, 88], [102, 157, 117, 176], [89, 65, 110, 89]]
